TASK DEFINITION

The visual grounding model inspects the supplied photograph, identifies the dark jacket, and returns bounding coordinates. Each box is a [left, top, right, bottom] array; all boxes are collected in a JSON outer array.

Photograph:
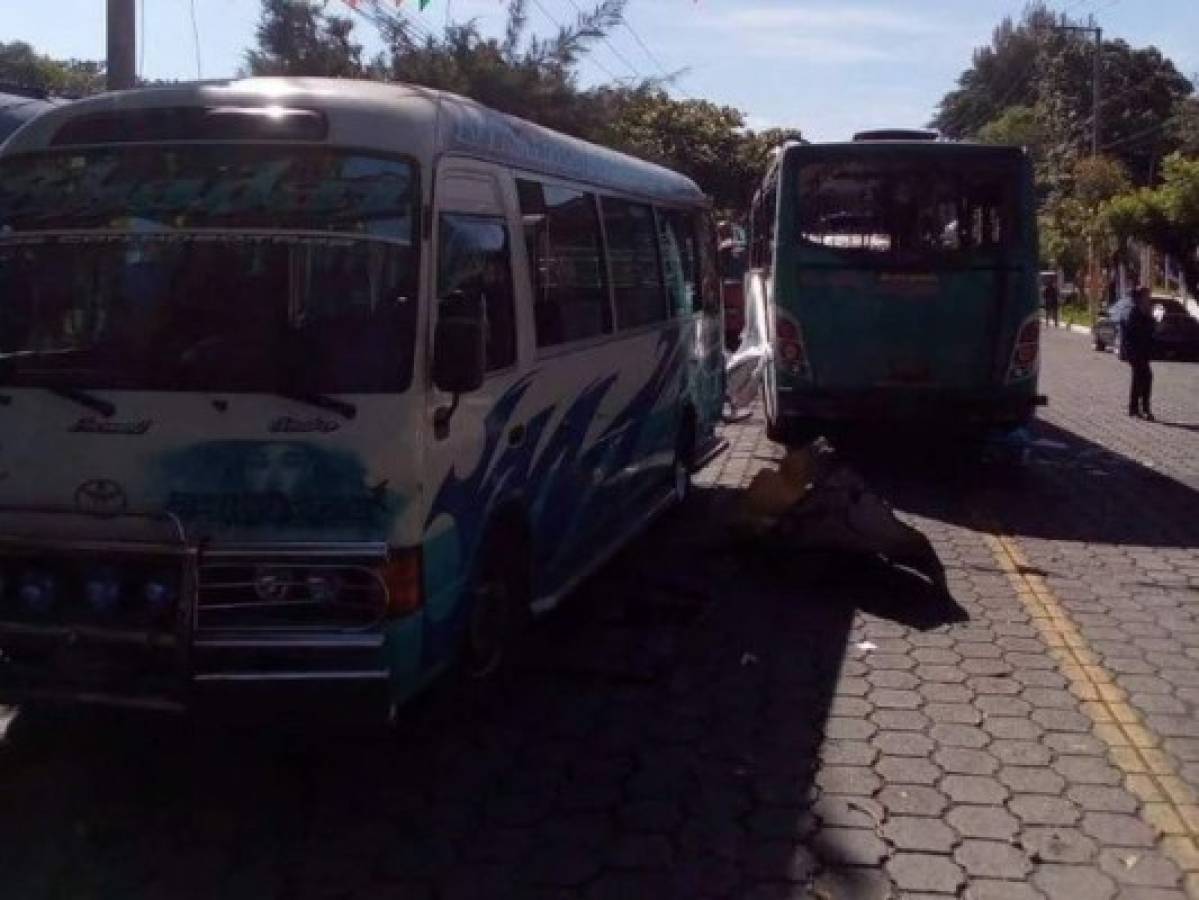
[[1120, 305, 1156, 362]]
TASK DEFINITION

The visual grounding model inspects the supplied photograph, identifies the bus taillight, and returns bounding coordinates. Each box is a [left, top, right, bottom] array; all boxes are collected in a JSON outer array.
[[380, 550, 423, 617], [775, 313, 809, 378], [1007, 315, 1041, 382]]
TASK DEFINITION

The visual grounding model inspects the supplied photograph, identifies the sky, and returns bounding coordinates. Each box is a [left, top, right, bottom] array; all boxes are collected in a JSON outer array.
[[1, 0, 1196, 142]]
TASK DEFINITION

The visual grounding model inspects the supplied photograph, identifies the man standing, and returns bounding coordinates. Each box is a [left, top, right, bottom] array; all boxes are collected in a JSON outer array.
[[1041, 277, 1060, 328], [1121, 286, 1156, 420]]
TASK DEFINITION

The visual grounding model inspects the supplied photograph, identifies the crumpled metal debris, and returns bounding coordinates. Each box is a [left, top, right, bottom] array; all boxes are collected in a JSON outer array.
[[724, 273, 770, 413], [734, 438, 947, 592]]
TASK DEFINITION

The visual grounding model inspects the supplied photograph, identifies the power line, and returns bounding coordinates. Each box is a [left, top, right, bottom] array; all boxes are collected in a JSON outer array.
[[528, 0, 625, 83], [616, 11, 692, 99], [619, 14, 669, 78], [1100, 118, 1172, 152], [342, 0, 435, 49], [560, 0, 642, 81]]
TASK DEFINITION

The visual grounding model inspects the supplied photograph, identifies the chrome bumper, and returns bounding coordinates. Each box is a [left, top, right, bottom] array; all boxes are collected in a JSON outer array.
[[0, 507, 392, 713]]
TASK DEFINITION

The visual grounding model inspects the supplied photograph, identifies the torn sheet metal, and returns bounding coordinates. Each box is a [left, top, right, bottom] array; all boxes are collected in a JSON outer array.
[[734, 438, 947, 592], [724, 273, 770, 413]]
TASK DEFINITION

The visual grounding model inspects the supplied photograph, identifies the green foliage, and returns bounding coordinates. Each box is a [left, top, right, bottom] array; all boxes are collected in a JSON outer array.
[[244, 0, 365, 77], [1072, 155, 1131, 209], [933, 5, 1192, 187], [242, 0, 799, 213], [932, 4, 1056, 138], [1173, 97, 1199, 157], [1104, 153, 1199, 295], [977, 104, 1042, 148], [0, 41, 104, 97], [1039, 155, 1128, 282], [594, 89, 800, 209]]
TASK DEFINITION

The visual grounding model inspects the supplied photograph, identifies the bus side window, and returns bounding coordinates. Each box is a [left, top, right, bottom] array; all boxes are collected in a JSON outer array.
[[603, 197, 667, 330], [437, 213, 516, 371], [657, 209, 699, 317], [516, 178, 611, 347]]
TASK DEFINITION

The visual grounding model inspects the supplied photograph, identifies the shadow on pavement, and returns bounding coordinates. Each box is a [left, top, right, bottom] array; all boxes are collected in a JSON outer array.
[[831, 420, 1199, 551], [0, 481, 965, 900]]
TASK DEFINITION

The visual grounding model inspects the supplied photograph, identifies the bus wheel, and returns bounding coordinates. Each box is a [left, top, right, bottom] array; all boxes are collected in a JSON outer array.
[[463, 526, 530, 683], [765, 415, 786, 445]]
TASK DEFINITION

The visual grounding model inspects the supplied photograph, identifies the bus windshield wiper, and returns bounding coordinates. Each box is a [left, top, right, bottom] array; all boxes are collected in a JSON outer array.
[[272, 388, 357, 420], [47, 385, 117, 418], [0, 353, 118, 417]]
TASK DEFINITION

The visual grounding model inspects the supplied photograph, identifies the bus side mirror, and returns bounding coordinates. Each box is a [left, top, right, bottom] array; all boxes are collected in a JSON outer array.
[[433, 293, 486, 438]]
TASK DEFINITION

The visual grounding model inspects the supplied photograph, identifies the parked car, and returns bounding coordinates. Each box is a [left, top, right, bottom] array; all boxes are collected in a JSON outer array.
[[1152, 298, 1199, 360], [1092, 296, 1199, 360], [1092, 299, 1125, 352]]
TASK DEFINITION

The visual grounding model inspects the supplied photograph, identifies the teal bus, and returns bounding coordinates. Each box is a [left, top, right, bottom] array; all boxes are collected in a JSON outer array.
[[749, 130, 1045, 443]]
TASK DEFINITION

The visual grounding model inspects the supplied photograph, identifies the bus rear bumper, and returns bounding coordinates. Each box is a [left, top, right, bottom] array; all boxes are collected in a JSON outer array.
[[778, 389, 1047, 429]]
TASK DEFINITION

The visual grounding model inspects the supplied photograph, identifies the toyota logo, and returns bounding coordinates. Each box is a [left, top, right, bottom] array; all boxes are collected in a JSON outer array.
[[74, 479, 128, 515]]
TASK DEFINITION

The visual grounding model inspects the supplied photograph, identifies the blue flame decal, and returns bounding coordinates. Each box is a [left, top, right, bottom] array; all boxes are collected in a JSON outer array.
[[423, 327, 688, 661]]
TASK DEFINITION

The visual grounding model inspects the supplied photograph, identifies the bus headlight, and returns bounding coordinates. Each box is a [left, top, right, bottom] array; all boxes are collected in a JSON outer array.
[[18, 570, 57, 615], [142, 575, 178, 622], [305, 573, 343, 605], [84, 567, 124, 615]]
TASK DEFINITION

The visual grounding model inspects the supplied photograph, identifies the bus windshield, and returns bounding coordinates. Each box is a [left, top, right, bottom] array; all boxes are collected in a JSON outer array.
[[795, 157, 1017, 261], [0, 146, 420, 394]]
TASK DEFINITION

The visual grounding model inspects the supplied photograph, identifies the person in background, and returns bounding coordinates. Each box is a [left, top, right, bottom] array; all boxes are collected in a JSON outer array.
[[1041, 276, 1060, 328], [1120, 286, 1156, 420]]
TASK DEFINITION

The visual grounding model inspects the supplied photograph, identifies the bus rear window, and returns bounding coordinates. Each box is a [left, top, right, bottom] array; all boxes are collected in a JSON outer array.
[[795, 159, 1015, 257]]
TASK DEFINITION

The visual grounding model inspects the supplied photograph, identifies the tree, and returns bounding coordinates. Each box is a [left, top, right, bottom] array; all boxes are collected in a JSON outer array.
[[933, 6, 1192, 187], [244, 0, 365, 77], [1075, 40, 1191, 184], [242, 0, 803, 214], [977, 104, 1047, 172], [1105, 153, 1199, 297], [1172, 96, 1199, 157], [932, 3, 1057, 138], [0, 41, 104, 97], [1039, 156, 1129, 293], [594, 89, 799, 210]]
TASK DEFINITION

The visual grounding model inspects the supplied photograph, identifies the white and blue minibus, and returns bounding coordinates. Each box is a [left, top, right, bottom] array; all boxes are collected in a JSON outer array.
[[0, 78, 725, 715]]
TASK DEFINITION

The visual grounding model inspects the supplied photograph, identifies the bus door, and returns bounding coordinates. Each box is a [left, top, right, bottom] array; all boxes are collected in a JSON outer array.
[[791, 156, 1017, 393], [424, 161, 530, 611]]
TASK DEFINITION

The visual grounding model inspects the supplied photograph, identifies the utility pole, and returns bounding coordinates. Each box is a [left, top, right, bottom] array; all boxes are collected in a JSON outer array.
[[1056, 16, 1106, 320], [1092, 26, 1102, 155], [106, 0, 136, 91], [1055, 16, 1103, 155]]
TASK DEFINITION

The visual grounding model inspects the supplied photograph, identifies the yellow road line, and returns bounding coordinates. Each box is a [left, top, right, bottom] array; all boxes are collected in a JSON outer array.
[[981, 525, 1199, 894]]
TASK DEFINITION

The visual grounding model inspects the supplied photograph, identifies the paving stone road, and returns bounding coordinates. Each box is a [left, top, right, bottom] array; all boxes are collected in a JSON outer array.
[[0, 327, 1196, 899]]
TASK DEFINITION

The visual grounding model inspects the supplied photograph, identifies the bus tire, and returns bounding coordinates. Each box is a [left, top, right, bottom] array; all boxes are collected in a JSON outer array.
[[461, 518, 531, 685], [762, 384, 786, 444]]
